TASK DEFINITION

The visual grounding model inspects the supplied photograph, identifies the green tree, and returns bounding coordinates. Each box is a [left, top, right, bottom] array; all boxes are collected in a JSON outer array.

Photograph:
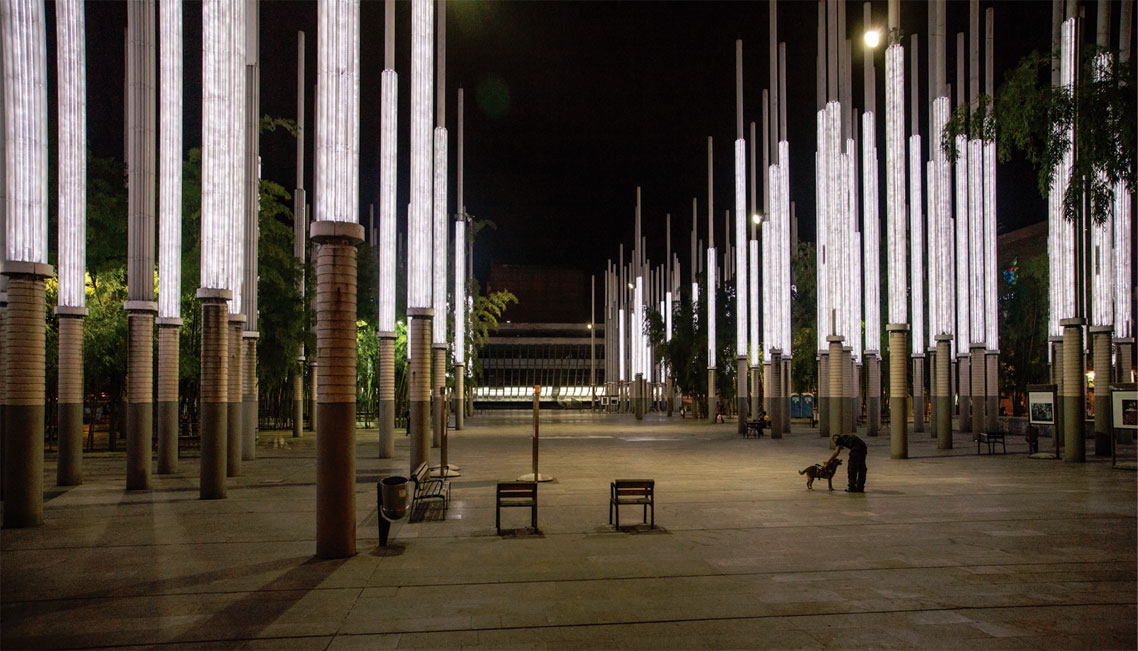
[[999, 254, 1050, 416]]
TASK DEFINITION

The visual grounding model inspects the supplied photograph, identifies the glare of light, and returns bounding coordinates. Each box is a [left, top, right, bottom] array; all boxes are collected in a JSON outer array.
[[885, 43, 907, 324], [734, 138, 747, 353], [706, 249, 716, 367], [752, 212, 762, 224], [864, 29, 881, 48], [408, 0, 433, 308], [379, 68, 397, 332], [57, 0, 87, 308], [453, 218, 465, 363], [433, 126, 447, 344], [4, 0, 49, 265], [862, 112, 879, 354]]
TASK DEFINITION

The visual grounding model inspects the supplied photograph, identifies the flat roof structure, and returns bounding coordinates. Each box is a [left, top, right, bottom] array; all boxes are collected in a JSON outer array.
[[2, 413, 1135, 649]]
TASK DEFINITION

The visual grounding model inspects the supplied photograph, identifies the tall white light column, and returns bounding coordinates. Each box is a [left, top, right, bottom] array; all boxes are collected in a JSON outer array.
[[377, 0, 396, 456], [431, 0, 448, 449], [54, 0, 87, 487], [734, 40, 748, 433], [2, 0, 52, 527], [312, 0, 362, 557], [157, 0, 183, 475], [884, 7, 909, 459], [223, 0, 246, 480], [453, 87, 467, 430]]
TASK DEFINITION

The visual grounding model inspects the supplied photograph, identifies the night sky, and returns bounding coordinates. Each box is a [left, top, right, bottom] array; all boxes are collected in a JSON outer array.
[[76, 1, 1081, 284]]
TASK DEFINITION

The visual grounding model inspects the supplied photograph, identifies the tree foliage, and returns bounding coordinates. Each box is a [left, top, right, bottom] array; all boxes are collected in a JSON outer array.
[[942, 46, 1135, 225]]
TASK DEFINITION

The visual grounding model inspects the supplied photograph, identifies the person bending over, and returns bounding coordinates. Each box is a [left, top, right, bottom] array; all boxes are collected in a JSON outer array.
[[826, 433, 867, 492]]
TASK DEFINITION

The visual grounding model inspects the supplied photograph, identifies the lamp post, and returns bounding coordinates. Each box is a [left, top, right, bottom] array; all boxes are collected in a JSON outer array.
[[377, 0, 396, 456], [292, 30, 306, 438]]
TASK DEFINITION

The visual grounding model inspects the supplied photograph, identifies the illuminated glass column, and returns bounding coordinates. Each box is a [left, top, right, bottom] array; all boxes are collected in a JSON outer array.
[[884, 2, 908, 459], [734, 40, 748, 434], [225, 0, 247, 480], [706, 137, 716, 423], [909, 32, 926, 436], [312, 0, 362, 557], [242, 0, 260, 463], [982, 9, 999, 439], [156, 0, 182, 474], [453, 87, 467, 430], [377, 0, 397, 454], [54, 0, 86, 487], [1, 0, 52, 527], [432, 0, 447, 448], [198, 0, 236, 499], [125, 0, 157, 490], [860, 20, 880, 438], [408, 0, 434, 474]]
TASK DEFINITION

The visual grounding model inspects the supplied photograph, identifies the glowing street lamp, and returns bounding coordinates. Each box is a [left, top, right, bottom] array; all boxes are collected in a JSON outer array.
[[864, 29, 881, 49]]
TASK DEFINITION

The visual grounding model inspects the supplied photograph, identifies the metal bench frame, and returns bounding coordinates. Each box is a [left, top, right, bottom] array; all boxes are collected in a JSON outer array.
[[496, 481, 538, 534], [411, 461, 450, 511], [610, 479, 654, 529]]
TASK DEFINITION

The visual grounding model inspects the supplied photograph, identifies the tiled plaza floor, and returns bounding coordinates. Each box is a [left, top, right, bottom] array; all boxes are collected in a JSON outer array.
[[2, 411, 1135, 649]]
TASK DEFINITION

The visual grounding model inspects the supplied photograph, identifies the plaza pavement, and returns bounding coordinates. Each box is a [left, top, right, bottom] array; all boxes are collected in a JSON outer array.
[[2, 410, 1135, 649]]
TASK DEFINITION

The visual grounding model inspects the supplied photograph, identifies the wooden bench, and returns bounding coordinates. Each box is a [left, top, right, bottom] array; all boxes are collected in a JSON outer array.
[[744, 419, 767, 438], [496, 482, 538, 534], [977, 431, 1006, 455], [411, 461, 450, 512], [609, 479, 654, 529]]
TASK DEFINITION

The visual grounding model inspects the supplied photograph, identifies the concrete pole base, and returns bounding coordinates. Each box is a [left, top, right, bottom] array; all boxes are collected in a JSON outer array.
[[409, 313, 432, 475], [818, 355, 829, 438], [1061, 319, 1086, 462], [1091, 327, 1112, 456], [126, 311, 155, 490], [958, 356, 972, 436], [782, 358, 791, 435], [865, 354, 879, 437], [985, 351, 998, 435], [379, 336, 396, 456], [707, 369, 717, 424], [197, 290, 230, 500], [291, 359, 304, 438], [454, 365, 465, 430], [971, 346, 986, 437], [56, 313, 85, 486], [1117, 341, 1134, 443], [312, 227, 362, 559], [432, 347, 446, 447], [226, 321, 243, 477], [308, 362, 318, 433], [887, 325, 909, 460], [157, 323, 180, 474], [243, 337, 258, 461], [827, 337, 844, 437], [913, 356, 925, 433], [935, 335, 952, 449], [749, 367, 760, 421], [736, 358, 748, 433], [634, 373, 644, 420]]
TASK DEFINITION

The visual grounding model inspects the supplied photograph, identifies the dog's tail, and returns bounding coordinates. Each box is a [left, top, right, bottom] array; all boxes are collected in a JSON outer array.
[[798, 468, 806, 475]]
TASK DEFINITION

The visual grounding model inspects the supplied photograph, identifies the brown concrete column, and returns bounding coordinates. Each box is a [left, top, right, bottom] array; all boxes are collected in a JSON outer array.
[[197, 289, 230, 499], [827, 336, 844, 439], [125, 304, 156, 490], [308, 360, 318, 433], [782, 357, 791, 435], [707, 369, 717, 424], [156, 319, 181, 474], [634, 372, 644, 420], [292, 357, 304, 437], [736, 356, 748, 433], [770, 352, 782, 438], [409, 312, 432, 474], [1091, 326, 1112, 456], [985, 351, 999, 434], [819, 354, 830, 438], [935, 335, 952, 449], [55, 308, 86, 486], [866, 354, 881, 437], [0, 299, 7, 502], [454, 363, 465, 430], [312, 221, 362, 559], [762, 361, 773, 426], [226, 318, 244, 477], [888, 324, 909, 459], [432, 346, 446, 445], [378, 334, 395, 458], [958, 354, 972, 435], [844, 350, 855, 434], [749, 366, 760, 421], [1051, 338, 1064, 439], [913, 354, 925, 433], [243, 334, 258, 461], [970, 345, 986, 436], [1061, 318, 1086, 462], [3, 267, 51, 527]]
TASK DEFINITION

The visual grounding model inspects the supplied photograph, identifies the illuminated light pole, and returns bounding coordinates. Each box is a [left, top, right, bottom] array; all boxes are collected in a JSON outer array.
[[157, 0, 182, 474], [312, 0, 362, 557], [953, 32, 972, 439], [1113, 0, 1133, 393], [967, 0, 985, 441], [706, 136, 716, 423], [432, 0, 448, 448], [983, 8, 999, 439], [377, 0, 396, 454], [734, 40, 748, 434], [408, 0, 434, 474], [2, 0, 52, 526], [928, 0, 954, 448], [1088, 2, 1114, 455], [815, 0, 828, 439], [778, 43, 791, 438], [198, 0, 237, 499], [292, 30, 306, 438], [748, 123, 760, 422], [862, 1, 881, 438], [909, 32, 926, 436], [453, 87, 467, 431], [0, 0, 6, 504], [884, 0, 908, 459], [55, 0, 87, 487], [633, 188, 644, 421], [125, 0, 158, 489], [242, 0, 260, 463], [225, 0, 247, 479]]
